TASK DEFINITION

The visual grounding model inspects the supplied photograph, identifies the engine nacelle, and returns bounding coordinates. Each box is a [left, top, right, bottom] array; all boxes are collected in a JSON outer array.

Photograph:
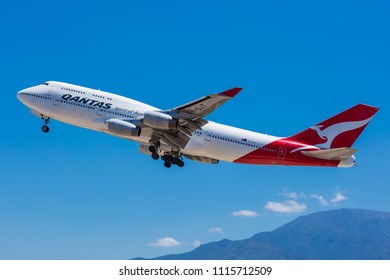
[[105, 119, 141, 137], [143, 111, 178, 130]]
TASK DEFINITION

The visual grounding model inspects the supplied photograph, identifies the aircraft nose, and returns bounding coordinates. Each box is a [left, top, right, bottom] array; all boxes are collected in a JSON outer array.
[[16, 86, 39, 103], [16, 87, 34, 104], [16, 90, 23, 101]]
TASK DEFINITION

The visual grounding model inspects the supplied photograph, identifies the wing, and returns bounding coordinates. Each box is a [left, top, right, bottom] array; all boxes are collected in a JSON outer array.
[[168, 87, 242, 118], [140, 87, 242, 150], [164, 87, 242, 132]]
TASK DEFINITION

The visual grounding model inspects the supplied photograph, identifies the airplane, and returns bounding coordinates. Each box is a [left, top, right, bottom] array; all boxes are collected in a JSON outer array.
[[17, 81, 379, 168]]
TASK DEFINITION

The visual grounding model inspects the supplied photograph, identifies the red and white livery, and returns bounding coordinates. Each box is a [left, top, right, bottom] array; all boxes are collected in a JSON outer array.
[[17, 81, 379, 168]]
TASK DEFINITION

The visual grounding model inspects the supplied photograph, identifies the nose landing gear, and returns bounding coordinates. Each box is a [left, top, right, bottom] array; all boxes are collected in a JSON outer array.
[[41, 116, 50, 133]]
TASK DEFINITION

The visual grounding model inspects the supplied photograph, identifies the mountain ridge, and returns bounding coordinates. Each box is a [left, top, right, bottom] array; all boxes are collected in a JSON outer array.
[[135, 208, 390, 260]]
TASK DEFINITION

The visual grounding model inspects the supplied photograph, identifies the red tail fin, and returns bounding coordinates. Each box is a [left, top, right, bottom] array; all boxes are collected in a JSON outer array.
[[287, 104, 379, 149]]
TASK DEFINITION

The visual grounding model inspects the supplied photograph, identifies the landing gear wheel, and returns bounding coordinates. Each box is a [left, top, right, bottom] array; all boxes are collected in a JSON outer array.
[[151, 152, 159, 160], [171, 157, 179, 165], [41, 125, 50, 133], [161, 155, 173, 162], [164, 161, 172, 168], [149, 145, 156, 153], [177, 160, 184, 168]]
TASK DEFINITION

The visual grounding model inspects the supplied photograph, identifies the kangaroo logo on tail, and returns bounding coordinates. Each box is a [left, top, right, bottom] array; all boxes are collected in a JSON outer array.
[[287, 104, 379, 150], [310, 116, 374, 149]]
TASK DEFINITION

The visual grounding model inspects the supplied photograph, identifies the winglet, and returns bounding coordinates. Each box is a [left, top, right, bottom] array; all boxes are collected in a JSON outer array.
[[219, 87, 243, 97]]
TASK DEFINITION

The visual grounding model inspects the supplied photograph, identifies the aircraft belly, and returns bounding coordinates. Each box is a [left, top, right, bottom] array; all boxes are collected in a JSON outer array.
[[182, 137, 259, 162], [205, 141, 255, 162], [182, 137, 206, 156]]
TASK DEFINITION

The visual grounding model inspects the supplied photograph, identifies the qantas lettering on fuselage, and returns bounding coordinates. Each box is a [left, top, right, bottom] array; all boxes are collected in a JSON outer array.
[[61, 94, 112, 109]]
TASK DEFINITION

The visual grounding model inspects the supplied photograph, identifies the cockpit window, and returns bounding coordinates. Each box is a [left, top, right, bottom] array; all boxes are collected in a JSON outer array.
[[43, 82, 49, 86]]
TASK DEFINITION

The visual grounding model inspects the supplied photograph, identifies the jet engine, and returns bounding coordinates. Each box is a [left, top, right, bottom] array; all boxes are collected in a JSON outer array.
[[143, 111, 178, 130], [105, 119, 141, 137]]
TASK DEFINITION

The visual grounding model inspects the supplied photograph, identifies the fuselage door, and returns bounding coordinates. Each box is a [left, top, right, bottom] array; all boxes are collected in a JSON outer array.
[[52, 95, 60, 106], [278, 147, 286, 160], [97, 108, 106, 117], [204, 131, 211, 142]]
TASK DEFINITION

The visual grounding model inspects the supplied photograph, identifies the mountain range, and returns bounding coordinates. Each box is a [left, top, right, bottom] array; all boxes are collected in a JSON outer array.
[[137, 208, 390, 260]]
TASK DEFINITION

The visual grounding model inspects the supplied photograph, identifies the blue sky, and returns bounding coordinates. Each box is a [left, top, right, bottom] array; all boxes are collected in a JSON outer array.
[[0, 0, 389, 259]]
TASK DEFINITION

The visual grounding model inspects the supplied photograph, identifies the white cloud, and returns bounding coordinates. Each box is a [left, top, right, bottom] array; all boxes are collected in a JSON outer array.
[[148, 237, 181, 247], [192, 240, 202, 247], [209, 227, 223, 234], [278, 189, 306, 199], [331, 192, 347, 203], [279, 191, 298, 199], [311, 194, 328, 205], [232, 210, 258, 217], [264, 200, 307, 213]]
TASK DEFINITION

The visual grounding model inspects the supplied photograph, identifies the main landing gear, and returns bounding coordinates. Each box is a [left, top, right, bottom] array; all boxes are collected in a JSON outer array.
[[161, 154, 184, 168], [148, 145, 184, 168], [41, 116, 50, 133], [148, 145, 160, 160]]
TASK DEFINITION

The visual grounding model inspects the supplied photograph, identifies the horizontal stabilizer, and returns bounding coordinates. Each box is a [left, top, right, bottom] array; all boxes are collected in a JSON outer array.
[[301, 147, 357, 160]]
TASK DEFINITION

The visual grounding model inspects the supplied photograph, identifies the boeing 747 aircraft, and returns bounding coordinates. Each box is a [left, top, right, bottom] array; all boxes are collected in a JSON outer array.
[[17, 81, 378, 168]]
